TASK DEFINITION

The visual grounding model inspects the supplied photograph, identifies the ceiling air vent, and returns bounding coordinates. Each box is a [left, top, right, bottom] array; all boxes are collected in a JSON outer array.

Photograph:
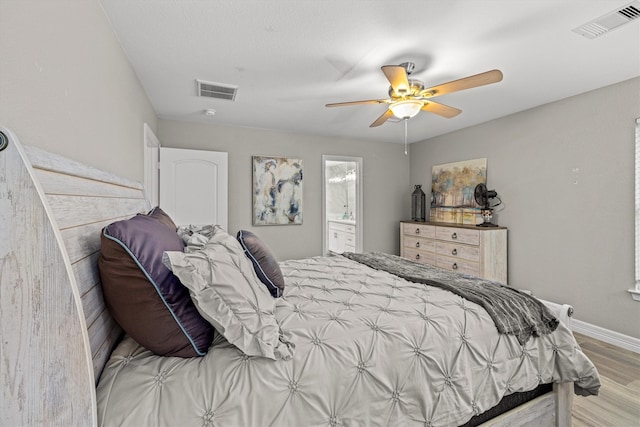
[[572, 1, 640, 39], [196, 79, 238, 101]]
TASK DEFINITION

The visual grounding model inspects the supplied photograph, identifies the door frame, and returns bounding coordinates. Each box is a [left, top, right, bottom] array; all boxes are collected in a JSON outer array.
[[143, 123, 160, 206], [322, 155, 363, 255]]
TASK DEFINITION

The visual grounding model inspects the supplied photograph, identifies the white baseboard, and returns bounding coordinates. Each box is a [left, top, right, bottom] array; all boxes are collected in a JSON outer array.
[[572, 319, 640, 354]]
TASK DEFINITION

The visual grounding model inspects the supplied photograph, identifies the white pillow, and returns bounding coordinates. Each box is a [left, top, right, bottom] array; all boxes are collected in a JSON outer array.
[[163, 226, 294, 360]]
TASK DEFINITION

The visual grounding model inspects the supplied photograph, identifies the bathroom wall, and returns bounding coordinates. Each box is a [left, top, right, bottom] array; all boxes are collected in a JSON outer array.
[[326, 161, 357, 221]]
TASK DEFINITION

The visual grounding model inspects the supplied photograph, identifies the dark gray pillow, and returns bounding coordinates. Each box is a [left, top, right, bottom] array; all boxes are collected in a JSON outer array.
[[237, 230, 284, 297]]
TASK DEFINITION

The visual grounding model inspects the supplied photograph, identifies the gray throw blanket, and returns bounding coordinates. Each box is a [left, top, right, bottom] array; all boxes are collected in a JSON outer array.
[[342, 252, 558, 345]]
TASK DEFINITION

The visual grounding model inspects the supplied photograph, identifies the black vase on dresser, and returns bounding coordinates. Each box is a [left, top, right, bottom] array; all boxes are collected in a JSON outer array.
[[411, 185, 426, 221]]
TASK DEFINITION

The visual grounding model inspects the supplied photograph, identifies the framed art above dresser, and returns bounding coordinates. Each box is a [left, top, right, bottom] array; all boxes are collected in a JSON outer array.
[[400, 221, 507, 284]]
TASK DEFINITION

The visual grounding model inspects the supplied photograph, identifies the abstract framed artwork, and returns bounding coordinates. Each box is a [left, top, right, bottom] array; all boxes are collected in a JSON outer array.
[[430, 158, 487, 225], [253, 156, 303, 225]]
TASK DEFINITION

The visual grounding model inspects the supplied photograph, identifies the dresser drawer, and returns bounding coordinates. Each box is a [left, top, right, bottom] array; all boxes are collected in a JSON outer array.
[[435, 227, 479, 246], [436, 241, 479, 263], [403, 248, 436, 265], [329, 221, 355, 233], [344, 233, 355, 246], [435, 254, 480, 277], [402, 222, 435, 238], [403, 236, 436, 253]]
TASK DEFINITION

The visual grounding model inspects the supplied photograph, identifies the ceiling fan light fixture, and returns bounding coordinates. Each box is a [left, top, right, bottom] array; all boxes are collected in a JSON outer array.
[[389, 99, 423, 119]]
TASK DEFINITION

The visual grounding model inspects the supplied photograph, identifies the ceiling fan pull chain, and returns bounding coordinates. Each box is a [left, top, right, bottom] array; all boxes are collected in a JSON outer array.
[[404, 118, 408, 155]]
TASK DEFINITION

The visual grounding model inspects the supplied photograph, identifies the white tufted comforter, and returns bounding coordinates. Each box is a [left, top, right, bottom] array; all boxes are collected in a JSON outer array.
[[97, 255, 599, 427]]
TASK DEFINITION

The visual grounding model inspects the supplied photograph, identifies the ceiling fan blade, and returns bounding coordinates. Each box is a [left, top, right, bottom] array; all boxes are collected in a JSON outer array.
[[370, 109, 394, 127], [381, 65, 410, 96], [421, 69, 503, 97], [326, 99, 388, 107], [421, 101, 462, 118]]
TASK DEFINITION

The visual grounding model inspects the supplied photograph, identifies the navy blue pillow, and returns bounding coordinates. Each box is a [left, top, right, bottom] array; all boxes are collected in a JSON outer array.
[[237, 230, 284, 298], [99, 209, 214, 357]]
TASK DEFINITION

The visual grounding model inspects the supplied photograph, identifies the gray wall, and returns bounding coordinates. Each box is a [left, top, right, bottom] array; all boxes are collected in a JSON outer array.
[[158, 119, 410, 260], [0, 0, 156, 182], [2, 0, 635, 338], [410, 77, 640, 338]]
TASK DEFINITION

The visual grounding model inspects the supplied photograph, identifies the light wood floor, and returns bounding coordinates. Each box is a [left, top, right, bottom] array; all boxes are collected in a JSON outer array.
[[572, 332, 640, 427]]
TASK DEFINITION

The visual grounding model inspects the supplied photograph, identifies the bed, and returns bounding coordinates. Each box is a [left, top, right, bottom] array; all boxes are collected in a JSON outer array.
[[0, 126, 599, 426]]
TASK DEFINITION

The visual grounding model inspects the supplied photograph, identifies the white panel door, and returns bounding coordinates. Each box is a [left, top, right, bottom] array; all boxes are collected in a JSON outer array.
[[159, 147, 228, 229]]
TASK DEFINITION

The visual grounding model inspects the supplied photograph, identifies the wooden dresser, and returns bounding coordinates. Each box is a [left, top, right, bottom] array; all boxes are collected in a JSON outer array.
[[400, 221, 507, 284]]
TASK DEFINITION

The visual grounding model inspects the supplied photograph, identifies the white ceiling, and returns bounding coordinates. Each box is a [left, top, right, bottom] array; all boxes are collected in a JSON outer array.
[[99, 0, 640, 144]]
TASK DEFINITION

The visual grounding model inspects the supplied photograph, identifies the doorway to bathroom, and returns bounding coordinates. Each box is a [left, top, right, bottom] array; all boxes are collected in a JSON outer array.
[[322, 155, 363, 255]]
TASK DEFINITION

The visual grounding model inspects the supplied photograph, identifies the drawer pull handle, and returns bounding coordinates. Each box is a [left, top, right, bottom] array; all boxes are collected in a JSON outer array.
[[416, 254, 420, 260], [334, 232, 338, 238], [416, 242, 420, 248], [451, 248, 457, 255], [451, 232, 457, 239], [415, 228, 420, 234], [452, 262, 458, 270]]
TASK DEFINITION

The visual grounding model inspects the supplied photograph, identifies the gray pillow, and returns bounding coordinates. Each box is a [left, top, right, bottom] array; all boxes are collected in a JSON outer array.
[[163, 226, 294, 360]]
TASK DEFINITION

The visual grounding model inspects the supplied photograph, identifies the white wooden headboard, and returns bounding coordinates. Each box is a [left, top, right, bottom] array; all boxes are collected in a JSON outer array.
[[0, 127, 149, 426]]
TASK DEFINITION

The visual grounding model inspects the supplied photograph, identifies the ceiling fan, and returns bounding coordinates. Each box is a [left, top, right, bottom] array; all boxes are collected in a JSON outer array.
[[326, 62, 503, 127]]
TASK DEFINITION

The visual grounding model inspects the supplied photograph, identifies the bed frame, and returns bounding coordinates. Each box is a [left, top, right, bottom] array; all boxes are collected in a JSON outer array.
[[0, 126, 573, 426]]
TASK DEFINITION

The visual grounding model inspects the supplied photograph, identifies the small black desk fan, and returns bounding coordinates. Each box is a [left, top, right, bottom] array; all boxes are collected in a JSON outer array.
[[474, 183, 501, 227]]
